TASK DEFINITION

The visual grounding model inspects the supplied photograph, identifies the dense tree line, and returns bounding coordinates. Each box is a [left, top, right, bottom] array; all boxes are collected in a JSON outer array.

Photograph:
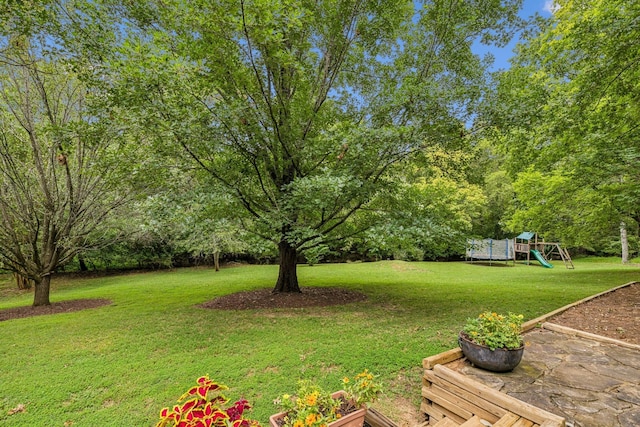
[[1, 0, 637, 305], [484, 0, 640, 260]]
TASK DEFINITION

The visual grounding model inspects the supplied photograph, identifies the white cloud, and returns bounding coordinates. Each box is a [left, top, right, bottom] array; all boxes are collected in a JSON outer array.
[[543, 0, 561, 14]]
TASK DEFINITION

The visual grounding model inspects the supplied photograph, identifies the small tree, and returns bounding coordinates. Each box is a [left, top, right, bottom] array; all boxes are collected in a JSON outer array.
[[0, 43, 134, 306], [141, 180, 254, 271]]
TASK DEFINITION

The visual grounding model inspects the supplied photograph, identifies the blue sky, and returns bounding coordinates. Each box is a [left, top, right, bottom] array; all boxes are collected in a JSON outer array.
[[484, 0, 556, 70]]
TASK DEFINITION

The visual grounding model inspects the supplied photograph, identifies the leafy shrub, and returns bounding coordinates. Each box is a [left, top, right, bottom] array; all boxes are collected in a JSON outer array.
[[462, 311, 524, 351], [156, 376, 260, 427]]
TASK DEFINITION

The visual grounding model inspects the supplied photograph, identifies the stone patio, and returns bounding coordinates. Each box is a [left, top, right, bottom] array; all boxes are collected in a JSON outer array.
[[453, 325, 640, 427], [421, 282, 640, 427]]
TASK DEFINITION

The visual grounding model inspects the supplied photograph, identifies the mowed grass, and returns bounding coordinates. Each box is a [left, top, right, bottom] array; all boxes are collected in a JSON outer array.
[[0, 259, 638, 426]]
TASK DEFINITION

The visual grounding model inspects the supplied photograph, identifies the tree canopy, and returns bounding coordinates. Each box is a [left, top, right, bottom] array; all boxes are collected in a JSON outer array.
[[3, 0, 638, 306], [484, 0, 640, 259], [97, 0, 524, 291]]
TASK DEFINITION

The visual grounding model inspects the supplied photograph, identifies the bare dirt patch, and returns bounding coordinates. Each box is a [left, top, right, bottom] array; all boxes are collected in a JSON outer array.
[[0, 299, 111, 322], [548, 282, 639, 345], [200, 287, 367, 310]]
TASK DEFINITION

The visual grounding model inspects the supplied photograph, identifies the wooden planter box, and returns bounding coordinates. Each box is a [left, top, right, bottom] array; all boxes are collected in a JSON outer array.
[[270, 391, 368, 427], [421, 348, 565, 427]]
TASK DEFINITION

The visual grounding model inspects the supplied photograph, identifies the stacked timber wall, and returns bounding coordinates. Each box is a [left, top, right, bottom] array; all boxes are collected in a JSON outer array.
[[421, 349, 565, 427]]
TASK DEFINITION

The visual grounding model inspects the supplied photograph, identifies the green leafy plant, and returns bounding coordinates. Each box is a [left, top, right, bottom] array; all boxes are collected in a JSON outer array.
[[462, 311, 524, 351], [274, 381, 340, 427], [156, 375, 261, 427], [273, 370, 382, 427], [341, 369, 383, 409]]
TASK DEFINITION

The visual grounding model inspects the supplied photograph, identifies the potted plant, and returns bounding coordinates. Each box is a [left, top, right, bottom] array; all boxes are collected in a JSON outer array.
[[270, 370, 382, 427], [458, 311, 525, 372], [155, 375, 261, 427]]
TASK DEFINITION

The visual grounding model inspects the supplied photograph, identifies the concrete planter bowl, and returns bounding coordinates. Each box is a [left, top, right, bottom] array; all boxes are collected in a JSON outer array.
[[458, 332, 524, 372]]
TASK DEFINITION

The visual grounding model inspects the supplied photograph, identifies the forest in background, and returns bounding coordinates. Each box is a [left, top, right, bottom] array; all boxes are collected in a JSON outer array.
[[0, 0, 638, 301]]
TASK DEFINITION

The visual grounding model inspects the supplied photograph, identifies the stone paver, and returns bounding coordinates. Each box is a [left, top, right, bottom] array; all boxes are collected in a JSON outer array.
[[458, 328, 640, 427]]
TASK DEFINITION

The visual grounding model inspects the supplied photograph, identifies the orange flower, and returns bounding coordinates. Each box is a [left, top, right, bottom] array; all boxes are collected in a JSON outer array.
[[305, 393, 318, 406], [305, 413, 319, 426]]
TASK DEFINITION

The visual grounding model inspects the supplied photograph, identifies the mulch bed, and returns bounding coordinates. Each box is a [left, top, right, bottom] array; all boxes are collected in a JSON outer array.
[[548, 282, 639, 345], [199, 287, 368, 310], [0, 299, 111, 322]]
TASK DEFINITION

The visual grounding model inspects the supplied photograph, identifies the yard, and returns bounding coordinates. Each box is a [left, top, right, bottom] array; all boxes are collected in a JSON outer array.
[[0, 259, 637, 426]]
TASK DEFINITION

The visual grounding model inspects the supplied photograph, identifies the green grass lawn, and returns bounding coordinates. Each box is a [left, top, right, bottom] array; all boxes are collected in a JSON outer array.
[[0, 259, 637, 426]]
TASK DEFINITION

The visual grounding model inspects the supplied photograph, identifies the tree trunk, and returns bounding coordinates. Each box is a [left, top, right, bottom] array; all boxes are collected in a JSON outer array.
[[273, 240, 300, 293], [33, 275, 51, 306], [78, 255, 88, 271], [213, 251, 220, 272], [620, 221, 629, 264], [14, 273, 33, 290]]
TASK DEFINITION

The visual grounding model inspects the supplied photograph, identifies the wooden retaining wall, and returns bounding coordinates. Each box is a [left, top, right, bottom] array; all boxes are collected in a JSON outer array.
[[421, 350, 565, 427]]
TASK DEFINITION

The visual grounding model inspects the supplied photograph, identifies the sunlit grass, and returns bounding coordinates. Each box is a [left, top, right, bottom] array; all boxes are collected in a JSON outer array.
[[0, 259, 637, 426]]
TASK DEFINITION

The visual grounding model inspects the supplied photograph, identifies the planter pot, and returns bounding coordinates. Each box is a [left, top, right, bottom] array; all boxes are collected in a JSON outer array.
[[269, 391, 366, 427], [458, 332, 524, 372]]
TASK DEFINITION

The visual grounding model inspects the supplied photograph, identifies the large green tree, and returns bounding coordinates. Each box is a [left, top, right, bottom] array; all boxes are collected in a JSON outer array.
[[358, 147, 488, 260], [97, 0, 524, 292], [486, 0, 640, 258]]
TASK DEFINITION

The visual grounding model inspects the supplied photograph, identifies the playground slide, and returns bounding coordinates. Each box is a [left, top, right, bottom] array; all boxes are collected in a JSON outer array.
[[531, 249, 553, 268]]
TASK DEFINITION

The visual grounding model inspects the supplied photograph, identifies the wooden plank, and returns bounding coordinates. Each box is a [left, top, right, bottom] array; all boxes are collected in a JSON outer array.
[[424, 371, 504, 421], [422, 387, 474, 421], [422, 383, 500, 423], [423, 372, 434, 388], [420, 401, 465, 427], [421, 399, 465, 425], [432, 365, 565, 426], [422, 372, 503, 421], [432, 418, 460, 427], [432, 402, 467, 425], [538, 420, 565, 427], [423, 348, 464, 369], [365, 408, 399, 427], [493, 413, 520, 427], [542, 322, 640, 351], [421, 400, 443, 423], [521, 281, 637, 332], [512, 418, 534, 427], [459, 415, 484, 427]]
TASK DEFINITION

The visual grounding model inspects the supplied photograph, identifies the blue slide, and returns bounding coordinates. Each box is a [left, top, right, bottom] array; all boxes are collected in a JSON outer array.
[[531, 249, 553, 268]]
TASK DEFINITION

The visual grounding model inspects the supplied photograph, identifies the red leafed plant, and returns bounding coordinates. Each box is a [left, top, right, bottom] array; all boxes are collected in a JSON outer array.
[[156, 375, 261, 427]]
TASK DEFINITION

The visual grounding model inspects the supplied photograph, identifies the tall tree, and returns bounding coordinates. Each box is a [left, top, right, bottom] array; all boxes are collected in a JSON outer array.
[[357, 147, 488, 260], [485, 0, 640, 258], [100, 0, 523, 292], [0, 41, 134, 305]]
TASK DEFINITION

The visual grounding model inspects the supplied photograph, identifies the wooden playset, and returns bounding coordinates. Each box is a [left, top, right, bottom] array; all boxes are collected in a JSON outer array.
[[466, 232, 573, 269]]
